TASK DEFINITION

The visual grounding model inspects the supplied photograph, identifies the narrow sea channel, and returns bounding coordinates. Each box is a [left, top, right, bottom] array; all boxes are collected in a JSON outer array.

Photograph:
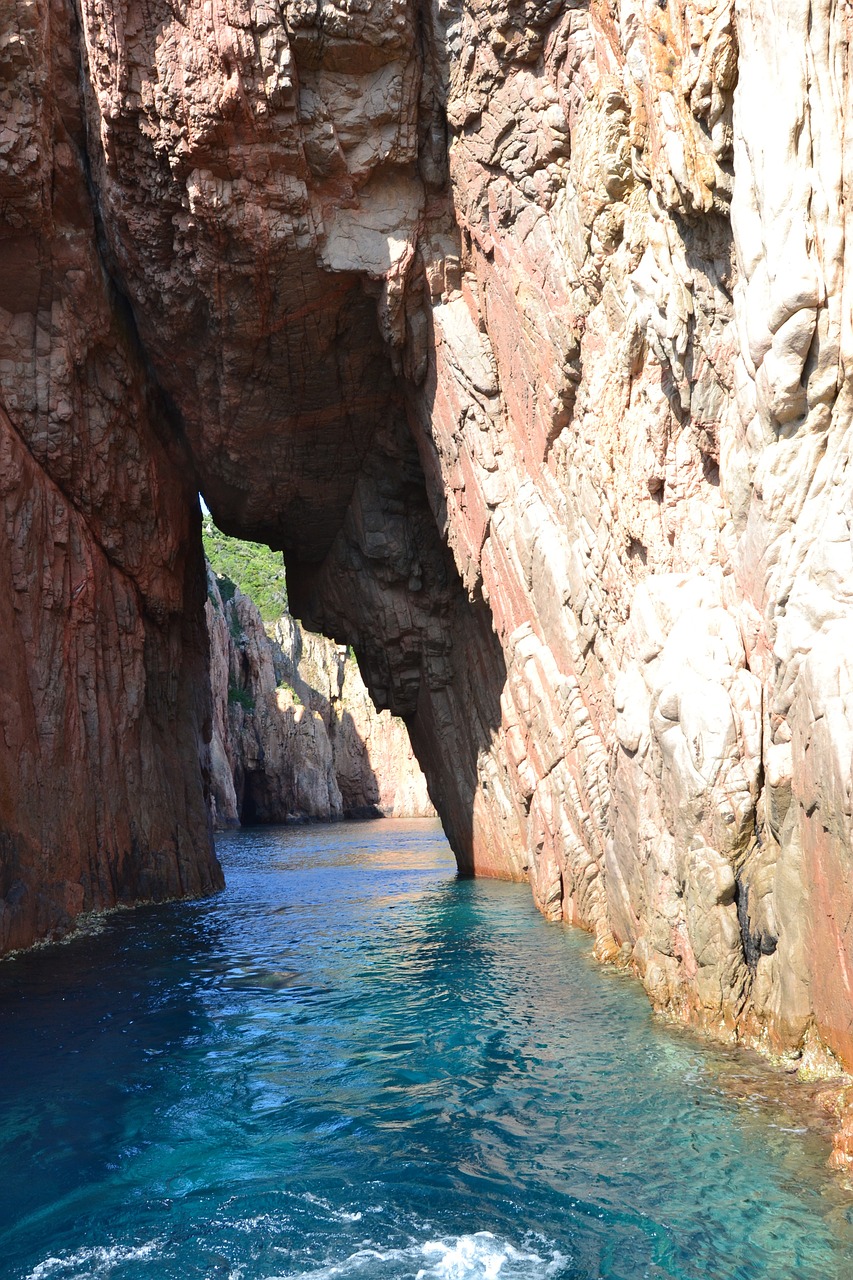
[[2, 820, 852, 1279]]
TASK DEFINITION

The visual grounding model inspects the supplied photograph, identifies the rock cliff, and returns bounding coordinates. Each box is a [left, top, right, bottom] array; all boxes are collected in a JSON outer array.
[[205, 569, 434, 825], [3, 0, 853, 1156], [0, 0, 224, 951]]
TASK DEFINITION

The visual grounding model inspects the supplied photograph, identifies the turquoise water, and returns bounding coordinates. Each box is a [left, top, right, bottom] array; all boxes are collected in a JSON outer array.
[[2, 819, 853, 1280]]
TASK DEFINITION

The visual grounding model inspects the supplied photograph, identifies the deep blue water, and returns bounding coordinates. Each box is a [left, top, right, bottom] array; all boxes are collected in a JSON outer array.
[[2, 819, 852, 1280]]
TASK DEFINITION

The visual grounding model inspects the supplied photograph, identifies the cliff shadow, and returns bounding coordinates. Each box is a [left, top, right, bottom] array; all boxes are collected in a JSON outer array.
[[284, 392, 512, 877]]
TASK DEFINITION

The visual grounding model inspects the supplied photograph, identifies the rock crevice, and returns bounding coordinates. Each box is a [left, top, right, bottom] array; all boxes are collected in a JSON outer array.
[[3, 0, 853, 1161]]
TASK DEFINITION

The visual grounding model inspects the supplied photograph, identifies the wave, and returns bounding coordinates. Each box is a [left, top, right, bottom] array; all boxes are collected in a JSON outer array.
[[26, 1240, 162, 1279], [273, 1232, 569, 1280], [24, 1230, 567, 1280]]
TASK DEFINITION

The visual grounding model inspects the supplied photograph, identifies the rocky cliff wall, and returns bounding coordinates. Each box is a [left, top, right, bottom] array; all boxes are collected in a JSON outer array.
[[4, 0, 853, 1157], [205, 569, 434, 825], [0, 0, 223, 951], [417, 0, 853, 1093]]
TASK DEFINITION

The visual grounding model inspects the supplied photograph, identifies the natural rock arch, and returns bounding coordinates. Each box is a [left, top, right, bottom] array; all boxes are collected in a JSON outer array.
[[4, 0, 853, 1166]]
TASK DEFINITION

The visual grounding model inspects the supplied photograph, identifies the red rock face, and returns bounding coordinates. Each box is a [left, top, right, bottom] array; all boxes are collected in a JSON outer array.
[[75, 0, 421, 560], [4, 0, 853, 1147], [0, 0, 223, 949]]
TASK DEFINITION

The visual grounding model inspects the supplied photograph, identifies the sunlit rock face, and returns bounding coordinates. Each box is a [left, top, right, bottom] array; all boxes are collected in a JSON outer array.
[[4, 0, 853, 1109], [421, 0, 853, 1084], [205, 571, 434, 824]]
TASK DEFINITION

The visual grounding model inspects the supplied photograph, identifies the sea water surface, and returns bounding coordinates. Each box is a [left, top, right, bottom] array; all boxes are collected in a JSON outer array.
[[2, 819, 853, 1280]]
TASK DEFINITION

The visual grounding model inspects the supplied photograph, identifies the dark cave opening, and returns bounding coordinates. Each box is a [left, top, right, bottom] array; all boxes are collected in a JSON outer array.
[[240, 770, 263, 826]]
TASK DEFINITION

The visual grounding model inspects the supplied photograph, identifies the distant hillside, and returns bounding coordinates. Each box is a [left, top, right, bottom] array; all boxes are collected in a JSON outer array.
[[202, 514, 289, 624]]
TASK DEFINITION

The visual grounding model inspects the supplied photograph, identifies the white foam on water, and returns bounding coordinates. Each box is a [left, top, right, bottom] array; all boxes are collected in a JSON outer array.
[[26, 1241, 161, 1279], [24, 1226, 567, 1280], [271, 1231, 568, 1280], [416, 1234, 567, 1280], [301, 1192, 364, 1222], [418, 1234, 537, 1279]]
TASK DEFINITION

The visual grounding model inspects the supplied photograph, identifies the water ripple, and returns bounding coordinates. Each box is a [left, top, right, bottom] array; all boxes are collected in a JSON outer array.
[[1, 820, 852, 1280]]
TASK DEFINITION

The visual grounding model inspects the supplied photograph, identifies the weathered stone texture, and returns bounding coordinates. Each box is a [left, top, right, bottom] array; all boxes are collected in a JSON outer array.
[[4, 0, 853, 1156], [0, 0, 223, 950], [205, 570, 434, 824], [412, 0, 853, 1099]]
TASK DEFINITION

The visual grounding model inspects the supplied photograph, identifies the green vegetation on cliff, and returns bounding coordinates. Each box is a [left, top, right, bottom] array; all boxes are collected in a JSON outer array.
[[202, 514, 289, 624]]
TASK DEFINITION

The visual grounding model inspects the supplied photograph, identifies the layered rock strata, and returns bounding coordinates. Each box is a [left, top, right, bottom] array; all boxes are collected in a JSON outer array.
[[4, 0, 853, 1160], [205, 570, 433, 825], [0, 0, 223, 951]]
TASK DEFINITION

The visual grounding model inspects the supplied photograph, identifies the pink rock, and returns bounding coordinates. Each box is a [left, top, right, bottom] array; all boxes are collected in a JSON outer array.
[[4, 0, 853, 1164]]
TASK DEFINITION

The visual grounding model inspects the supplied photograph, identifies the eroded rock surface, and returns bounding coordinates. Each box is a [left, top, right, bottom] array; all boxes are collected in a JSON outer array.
[[0, 0, 223, 950], [4, 0, 853, 1155], [205, 570, 434, 824]]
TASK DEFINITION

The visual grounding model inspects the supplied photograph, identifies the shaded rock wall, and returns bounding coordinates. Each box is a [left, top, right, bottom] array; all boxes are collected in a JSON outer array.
[[3, 0, 853, 1131], [205, 570, 434, 824], [0, 0, 222, 951]]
